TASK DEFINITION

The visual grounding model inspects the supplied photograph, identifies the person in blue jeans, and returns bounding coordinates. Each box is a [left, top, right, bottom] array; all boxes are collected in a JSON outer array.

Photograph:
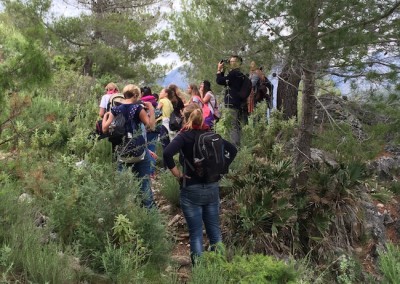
[[102, 84, 156, 209], [163, 104, 237, 265]]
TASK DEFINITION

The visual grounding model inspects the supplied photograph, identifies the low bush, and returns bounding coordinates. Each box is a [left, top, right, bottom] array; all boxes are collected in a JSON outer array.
[[190, 248, 298, 283], [158, 169, 180, 208], [379, 243, 400, 284]]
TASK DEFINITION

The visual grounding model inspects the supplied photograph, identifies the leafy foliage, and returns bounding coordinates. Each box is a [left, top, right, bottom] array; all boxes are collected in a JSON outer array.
[[379, 243, 400, 284], [191, 248, 298, 283], [158, 169, 181, 208], [0, 20, 51, 103]]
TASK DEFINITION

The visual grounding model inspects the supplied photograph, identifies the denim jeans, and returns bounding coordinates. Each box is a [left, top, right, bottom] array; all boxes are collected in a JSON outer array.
[[146, 131, 159, 174], [131, 149, 154, 209], [180, 182, 221, 264]]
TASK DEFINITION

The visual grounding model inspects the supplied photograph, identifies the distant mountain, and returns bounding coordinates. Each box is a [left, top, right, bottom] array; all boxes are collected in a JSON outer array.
[[158, 65, 189, 89]]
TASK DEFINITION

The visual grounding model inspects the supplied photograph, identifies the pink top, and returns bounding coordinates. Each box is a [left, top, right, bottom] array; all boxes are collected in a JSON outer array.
[[141, 95, 157, 107]]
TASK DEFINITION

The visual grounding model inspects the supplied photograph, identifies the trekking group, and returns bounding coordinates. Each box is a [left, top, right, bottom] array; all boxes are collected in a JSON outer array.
[[95, 56, 272, 265]]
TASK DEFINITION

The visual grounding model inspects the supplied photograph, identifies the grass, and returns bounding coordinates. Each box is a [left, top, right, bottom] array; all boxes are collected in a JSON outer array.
[[158, 170, 181, 208]]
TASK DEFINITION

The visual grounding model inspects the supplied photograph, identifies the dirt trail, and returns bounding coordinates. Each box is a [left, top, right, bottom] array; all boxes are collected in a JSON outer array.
[[152, 177, 192, 283]]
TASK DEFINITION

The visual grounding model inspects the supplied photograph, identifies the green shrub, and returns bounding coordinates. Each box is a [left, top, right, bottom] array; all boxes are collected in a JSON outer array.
[[101, 237, 147, 284], [379, 243, 400, 284], [39, 159, 143, 270], [191, 249, 298, 284], [126, 206, 172, 269], [158, 169, 180, 208], [388, 181, 400, 194], [224, 156, 296, 254], [6, 205, 76, 283], [242, 103, 296, 157]]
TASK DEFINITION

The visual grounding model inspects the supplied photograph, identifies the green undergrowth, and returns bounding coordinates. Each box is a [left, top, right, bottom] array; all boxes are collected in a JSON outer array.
[[190, 246, 298, 284]]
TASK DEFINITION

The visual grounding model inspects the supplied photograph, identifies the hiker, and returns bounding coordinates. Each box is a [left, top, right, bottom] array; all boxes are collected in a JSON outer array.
[[169, 83, 188, 105], [216, 55, 248, 147], [99, 82, 120, 118], [163, 103, 237, 265], [168, 84, 185, 135], [187, 83, 214, 128], [200, 80, 220, 124], [140, 86, 159, 177], [102, 84, 156, 209], [249, 62, 273, 109], [157, 88, 174, 168]]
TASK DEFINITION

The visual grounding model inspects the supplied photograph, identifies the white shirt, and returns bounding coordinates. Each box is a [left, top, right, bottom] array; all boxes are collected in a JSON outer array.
[[99, 94, 112, 109]]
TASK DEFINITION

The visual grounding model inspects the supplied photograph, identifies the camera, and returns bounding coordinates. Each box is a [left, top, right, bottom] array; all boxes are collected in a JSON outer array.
[[220, 59, 229, 64]]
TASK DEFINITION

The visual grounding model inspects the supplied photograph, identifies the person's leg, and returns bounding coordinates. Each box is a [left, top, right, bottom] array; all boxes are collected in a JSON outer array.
[[181, 198, 203, 265], [201, 183, 221, 249], [159, 125, 170, 169], [132, 150, 154, 209], [146, 131, 158, 175], [146, 131, 158, 153], [227, 108, 240, 147], [180, 186, 204, 265]]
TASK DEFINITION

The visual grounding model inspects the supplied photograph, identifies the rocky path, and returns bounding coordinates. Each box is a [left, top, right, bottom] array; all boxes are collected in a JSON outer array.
[[152, 177, 192, 283]]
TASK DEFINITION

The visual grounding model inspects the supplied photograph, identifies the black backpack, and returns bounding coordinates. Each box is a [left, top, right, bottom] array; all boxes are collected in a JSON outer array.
[[169, 111, 183, 131], [191, 131, 227, 183], [238, 73, 252, 100], [108, 112, 126, 137]]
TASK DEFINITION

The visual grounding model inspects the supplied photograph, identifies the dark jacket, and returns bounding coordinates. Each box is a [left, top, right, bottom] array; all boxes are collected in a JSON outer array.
[[163, 129, 237, 186], [216, 68, 245, 109]]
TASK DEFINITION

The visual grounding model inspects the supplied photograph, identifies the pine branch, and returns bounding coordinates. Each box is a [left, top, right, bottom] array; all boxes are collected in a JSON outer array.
[[318, 1, 400, 39]]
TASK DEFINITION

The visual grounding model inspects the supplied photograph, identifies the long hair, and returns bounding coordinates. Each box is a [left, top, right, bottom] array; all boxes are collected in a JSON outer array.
[[168, 84, 185, 102], [189, 83, 201, 98], [202, 80, 212, 96], [165, 87, 178, 105], [163, 88, 174, 100], [182, 103, 203, 130]]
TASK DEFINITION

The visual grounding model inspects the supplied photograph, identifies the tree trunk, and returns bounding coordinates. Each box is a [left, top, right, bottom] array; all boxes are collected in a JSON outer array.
[[293, 1, 319, 188], [276, 64, 301, 120], [293, 67, 316, 186], [82, 56, 93, 76]]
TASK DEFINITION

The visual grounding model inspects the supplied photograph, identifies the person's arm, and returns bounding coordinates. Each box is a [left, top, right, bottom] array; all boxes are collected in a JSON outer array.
[[139, 102, 155, 131], [203, 93, 212, 104], [216, 61, 227, 86], [102, 112, 113, 133], [184, 97, 194, 107], [99, 108, 106, 118], [99, 95, 108, 118], [163, 134, 185, 177], [157, 100, 164, 109]]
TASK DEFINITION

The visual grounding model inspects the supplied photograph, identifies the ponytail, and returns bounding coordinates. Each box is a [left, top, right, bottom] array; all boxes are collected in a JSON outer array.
[[182, 104, 204, 130]]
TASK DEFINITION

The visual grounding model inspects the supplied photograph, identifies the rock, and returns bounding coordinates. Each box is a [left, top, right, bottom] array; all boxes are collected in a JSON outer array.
[[171, 255, 191, 266], [310, 148, 339, 168], [35, 213, 48, 227], [367, 156, 400, 180], [18, 193, 33, 203], [160, 204, 172, 213], [75, 160, 87, 168], [384, 213, 394, 225], [313, 94, 389, 140], [168, 214, 182, 227], [355, 247, 363, 253]]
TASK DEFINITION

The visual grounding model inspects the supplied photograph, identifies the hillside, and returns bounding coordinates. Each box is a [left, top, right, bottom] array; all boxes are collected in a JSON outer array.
[[1, 80, 399, 283]]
